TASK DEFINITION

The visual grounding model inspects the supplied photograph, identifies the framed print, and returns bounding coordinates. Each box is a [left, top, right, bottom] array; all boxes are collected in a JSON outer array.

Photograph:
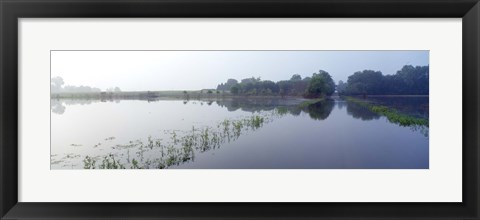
[[1, 0, 479, 219]]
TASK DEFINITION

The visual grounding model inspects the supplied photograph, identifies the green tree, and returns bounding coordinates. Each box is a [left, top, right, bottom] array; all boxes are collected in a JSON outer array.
[[342, 65, 428, 95], [305, 70, 335, 98], [290, 74, 302, 81], [230, 85, 240, 95], [217, 79, 239, 91], [344, 70, 384, 95]]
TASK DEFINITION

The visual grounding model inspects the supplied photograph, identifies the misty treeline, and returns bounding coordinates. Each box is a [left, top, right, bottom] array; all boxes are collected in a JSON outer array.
[[51, 76, 121, 93], [217, 65, 428, 97], [338, 65, 429, 95], [217, 70, 335, 98]]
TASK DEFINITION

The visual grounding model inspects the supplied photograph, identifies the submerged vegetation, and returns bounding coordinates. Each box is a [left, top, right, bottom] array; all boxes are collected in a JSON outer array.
[[52, 96, 429, 169], [52, 99, 340, 169], [51, 63, 429, 169], [63, 112, 278, 169], [345, 97, 428, 127]]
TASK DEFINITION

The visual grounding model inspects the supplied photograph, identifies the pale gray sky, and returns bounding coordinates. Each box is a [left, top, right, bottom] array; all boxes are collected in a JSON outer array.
[[51, 51, 429, 91]]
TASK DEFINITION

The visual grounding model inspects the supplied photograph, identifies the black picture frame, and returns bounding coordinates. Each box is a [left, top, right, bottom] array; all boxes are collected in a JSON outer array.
[[1, 0, 479, 219]]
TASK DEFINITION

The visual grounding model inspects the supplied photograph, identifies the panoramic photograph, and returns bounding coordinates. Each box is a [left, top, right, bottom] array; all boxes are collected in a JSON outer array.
[[50, 50, 429, 169]]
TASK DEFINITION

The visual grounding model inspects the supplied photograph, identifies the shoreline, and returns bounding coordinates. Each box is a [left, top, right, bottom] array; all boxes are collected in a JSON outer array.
[[343, 94, 429, 98], [51, 90, 429, 100], [50, 91, 308, 100]]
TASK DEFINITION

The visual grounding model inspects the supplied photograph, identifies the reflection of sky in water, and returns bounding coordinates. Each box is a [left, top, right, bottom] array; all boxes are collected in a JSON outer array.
[[51, 98, 428, 169]]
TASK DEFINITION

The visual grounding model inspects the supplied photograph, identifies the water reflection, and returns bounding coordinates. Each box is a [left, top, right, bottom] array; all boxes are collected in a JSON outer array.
[[344, 99, 429, 137], [346, 101, 381, 121], [215, 98, 303, 113], [304, 100, 334, 120], [362, 96, 429, 119], [51, 101, 66, 114], [51, 99, 100, 115], [51, 97, 429, 169], [51, 99, 338, 169], [78, 113, 279, 169], [52, 97, 309, 115]]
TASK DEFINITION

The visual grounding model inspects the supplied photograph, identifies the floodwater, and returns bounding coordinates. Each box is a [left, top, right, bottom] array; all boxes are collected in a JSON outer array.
[[50, 97, 429, 169]]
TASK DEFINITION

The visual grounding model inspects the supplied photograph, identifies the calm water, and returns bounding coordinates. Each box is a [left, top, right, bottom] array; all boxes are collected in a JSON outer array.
[[51, 97, 429, 169]]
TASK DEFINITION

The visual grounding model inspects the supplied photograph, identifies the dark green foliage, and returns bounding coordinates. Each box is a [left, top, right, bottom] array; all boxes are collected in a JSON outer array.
[[305, 70, 335, 98], [297, 99, 335, 120], [230, 85, 240, 94], [218, 73, 327, 97], [217, 79, 239, 91], [304, 100, 335, 120], [342, 65, 429, 95], [383, 65, 429, 95], [344, 70, 384, 95]]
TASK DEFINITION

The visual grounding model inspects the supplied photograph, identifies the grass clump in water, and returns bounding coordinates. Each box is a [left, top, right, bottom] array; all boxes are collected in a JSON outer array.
[[83, 156, 96, 169], [275, 106, 289, 115], [71, 111, 279, 169], [99, 154, 125, 169]]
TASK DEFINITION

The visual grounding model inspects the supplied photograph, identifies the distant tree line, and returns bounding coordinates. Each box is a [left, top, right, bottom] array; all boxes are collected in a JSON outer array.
[[338, 65, 429, 95], [216, 71, 335, 98], [51, 76, 120, 93]]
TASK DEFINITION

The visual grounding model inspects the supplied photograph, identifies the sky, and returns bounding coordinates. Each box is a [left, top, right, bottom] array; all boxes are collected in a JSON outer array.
[[51, 50, 429, 91]]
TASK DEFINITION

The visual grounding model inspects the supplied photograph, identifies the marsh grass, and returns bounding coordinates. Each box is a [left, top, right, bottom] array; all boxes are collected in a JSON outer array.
[[98, 154, 126, 169], [75, 111, 278, 169], [345, 97, 429, 127], [60, 97, 428, 169], [59, 99, 336, 169], [83, 156, 96, 169]]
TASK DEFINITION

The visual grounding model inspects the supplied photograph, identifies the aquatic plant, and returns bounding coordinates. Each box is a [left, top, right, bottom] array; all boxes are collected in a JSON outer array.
[[83, 156, 96, 169], [59, 111, 280, 169], [155, 139, 162, 148], [131, 158, 141, 169], [233, 120, 243, 136], [275, 106, 289, 115], [99, 154, 125, 169], [345, 97, 429, 127], [147, 136, 154, 149], [251, 115, 264, 129], [172, 131, 178, 145]]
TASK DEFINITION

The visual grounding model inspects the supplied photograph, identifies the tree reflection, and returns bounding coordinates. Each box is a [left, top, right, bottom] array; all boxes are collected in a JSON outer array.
[[51, 100, 66, 115], [346, 101, 381, 121], [344, 98, 429, 137], [304, 100, 334, 120], [51, 97, 429, 169]]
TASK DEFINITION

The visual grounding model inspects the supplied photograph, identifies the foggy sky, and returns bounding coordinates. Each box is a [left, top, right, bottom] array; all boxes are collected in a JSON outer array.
[[51, 51, 429, 91]]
